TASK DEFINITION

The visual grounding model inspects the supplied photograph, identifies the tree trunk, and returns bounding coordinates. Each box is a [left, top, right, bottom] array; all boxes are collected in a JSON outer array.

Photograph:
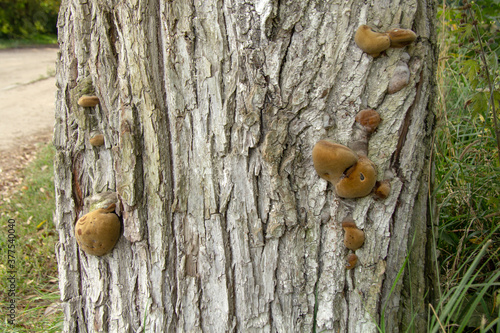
[[54, 0, 437, 332]]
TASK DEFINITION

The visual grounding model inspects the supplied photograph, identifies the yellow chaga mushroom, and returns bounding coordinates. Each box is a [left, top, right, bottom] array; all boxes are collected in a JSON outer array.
[[89, 134, 105, 147], [386, 28, 417, 48], [312, 140, 359, 185], [335, 156, 377, 198], [355, 109, 381, 134], [346, 253, 358, 270], [78, 95, 100, 107], [75, 204, 121, 256], [342, 218, 365, 251], [354, 25, 391, 57], [373, 180, 391, 200]]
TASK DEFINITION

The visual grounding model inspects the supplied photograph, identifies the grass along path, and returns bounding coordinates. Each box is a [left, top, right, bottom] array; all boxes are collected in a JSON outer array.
[[0, 143, 62, 332]]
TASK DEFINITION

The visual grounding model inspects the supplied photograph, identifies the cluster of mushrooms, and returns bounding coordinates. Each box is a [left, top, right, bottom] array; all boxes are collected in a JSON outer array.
[[74, 95, 121, 257], [312, 24, 417, 270], [73, 25, 416, 259]]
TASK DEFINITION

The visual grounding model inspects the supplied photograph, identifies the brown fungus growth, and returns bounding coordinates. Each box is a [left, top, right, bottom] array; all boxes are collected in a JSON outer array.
[[355, 109, 381, 134], [312, 140, 359, 184], [342, 218, 365, 251], [388, 61, 410, 94], [373, 180, 391, 200], [89, 134, 105, 147], [386, 28, 417, 48], [336, 156, 377, 198], [354, 25, 391, 57], [351, 109, 381, 157], [75, 204, 121, 256], [346, 253, 358, 270], [78, 95, 100, 107]]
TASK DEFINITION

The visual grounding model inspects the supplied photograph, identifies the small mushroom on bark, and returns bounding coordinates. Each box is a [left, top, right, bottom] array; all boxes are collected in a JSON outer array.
[[75, 204, 121, 256], [78, 95, 100, 107], [342, 218, 365, 251], [386, 28, 417, 48], [346, 253, 358, 270], [351, 109, 381, 157], [89, 134, 105, 147], [355, 109, 381, 134], [373, 180, 391, 199], [312, 140, 359, 184], [354, 25, 391, 57]]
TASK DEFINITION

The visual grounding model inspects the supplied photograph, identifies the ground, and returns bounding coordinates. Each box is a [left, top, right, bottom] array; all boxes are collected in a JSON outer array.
[[0, 47, 58, 198]]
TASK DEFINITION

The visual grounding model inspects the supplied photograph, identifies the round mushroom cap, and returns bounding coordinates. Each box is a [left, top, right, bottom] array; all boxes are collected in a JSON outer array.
[[336, 156, 377, 198], [346, 253, 358, 270], [342, 220, 365, 251], [89, 134, 105, 147], [373, 180, 391, 199], [75, 204, 121, 256], [354, 25, 391, 57], [312, 141, 358, 184], [355, 109, 381, 133], [386, 28, 417, 48], [78, 95, 100, 107]]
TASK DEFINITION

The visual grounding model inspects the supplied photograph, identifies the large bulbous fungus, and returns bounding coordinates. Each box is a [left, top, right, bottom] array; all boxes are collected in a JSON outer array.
[[89, 134, 105, 147], [75, 204, 121, 256], [355, 109, 381, 133], [354, 25, 391, 57], [342, 219, 365, 251], [386, 28, 417, 48], [388, 61, 410, 94], [336, 156, 377, 198], [312, 140, 359, 184], [346, 253, 358, 270], [78, 95, 100, 107]]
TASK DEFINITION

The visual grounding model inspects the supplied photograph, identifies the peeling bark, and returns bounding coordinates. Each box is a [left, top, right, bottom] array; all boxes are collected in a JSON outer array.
[[54, 0, 437, 332]]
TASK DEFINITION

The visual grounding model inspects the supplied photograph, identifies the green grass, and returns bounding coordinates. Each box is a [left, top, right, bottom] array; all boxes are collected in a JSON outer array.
[[0, 34, 57, 50], [429, 1, 500, 331], [0, 143, 62, 332]]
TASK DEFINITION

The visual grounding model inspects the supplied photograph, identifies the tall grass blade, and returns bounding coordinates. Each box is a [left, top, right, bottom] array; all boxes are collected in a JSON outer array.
[[430, 240, 493, 333]]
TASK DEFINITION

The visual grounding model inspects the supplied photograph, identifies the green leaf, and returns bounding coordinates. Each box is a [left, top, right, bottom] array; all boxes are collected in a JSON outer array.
[[471, 92, 488, 118]]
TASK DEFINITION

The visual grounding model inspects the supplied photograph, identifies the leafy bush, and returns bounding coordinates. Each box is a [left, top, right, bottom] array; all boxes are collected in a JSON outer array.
[[0, 0, 61, 40]]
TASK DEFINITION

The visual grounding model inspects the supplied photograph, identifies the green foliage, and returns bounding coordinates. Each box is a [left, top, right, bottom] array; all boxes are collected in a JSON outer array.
[[438, 0, 500, 159], [432, 0, 500, 331], [0, 0, 61, 40]]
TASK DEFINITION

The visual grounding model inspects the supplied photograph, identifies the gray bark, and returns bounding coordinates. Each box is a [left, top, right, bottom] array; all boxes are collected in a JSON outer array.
[[54, 0, 437, 332]]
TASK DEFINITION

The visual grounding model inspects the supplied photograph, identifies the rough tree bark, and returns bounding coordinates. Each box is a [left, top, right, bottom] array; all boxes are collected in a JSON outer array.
[[54, 0, 437, 332]]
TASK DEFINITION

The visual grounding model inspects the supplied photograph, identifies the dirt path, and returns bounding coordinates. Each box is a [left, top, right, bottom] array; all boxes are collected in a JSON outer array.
[[0, 47, 58, 197], [0, 47, 58, 150]]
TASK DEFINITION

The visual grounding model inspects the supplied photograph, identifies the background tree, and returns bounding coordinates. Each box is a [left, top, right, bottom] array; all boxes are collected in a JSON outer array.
[[54, 0, 437, 331]]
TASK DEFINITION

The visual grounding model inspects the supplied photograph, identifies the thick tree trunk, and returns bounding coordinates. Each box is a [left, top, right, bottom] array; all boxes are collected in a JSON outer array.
[[54, 0, 437, 332]]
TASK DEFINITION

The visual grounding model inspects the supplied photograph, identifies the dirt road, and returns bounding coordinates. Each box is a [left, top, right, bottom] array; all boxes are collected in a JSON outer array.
[[0, 47, 58, 151], [0, 47, 58, 197]]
